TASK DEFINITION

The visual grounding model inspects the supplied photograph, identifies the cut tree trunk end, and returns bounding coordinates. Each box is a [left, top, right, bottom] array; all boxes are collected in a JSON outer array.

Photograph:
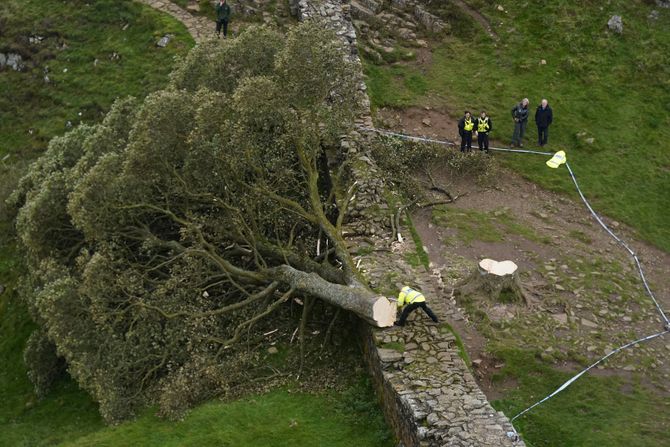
[[455, 258, 530, 305]]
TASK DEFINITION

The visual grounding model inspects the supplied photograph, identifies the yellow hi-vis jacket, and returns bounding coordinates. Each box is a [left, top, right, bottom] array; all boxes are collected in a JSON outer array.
[[398, 286, 426, 307]]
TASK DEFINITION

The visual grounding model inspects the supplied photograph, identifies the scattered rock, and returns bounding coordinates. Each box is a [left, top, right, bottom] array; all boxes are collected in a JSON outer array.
[[267, 346, 279, 354], [496, 4, 505, 12], [607, 15, 623, 34], [581, 318, 598, 328], [540, 59, 547, 65], [421, 118, 431, 127], [157, 35, 172, 48], [656, 0, 670, 8], [552, 313, 568, 325], [0, 53, 25, 71], [472, 358, 483, 367], [378, 348, 403, 363], [415, 39, 428, 48], [648, 10, 660, 20], [585, 137, 595, 144], [611, 220, 620, 228], [186, 3, 201, 13]]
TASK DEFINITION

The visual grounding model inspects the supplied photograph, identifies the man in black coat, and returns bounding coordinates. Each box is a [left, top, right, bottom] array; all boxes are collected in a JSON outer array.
[[535, 99, 553, 147], [457, 111, 474, 152], [510, 98, 529, 148]]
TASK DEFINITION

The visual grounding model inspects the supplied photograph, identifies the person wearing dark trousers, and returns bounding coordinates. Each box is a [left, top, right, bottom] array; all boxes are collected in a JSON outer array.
[[395, 286, 439, 326], [535, 98, 553, 147], [510, 98, 529, 147], [457, 111, 474, 152], [215, 0, 231, 38], [475, 110, 493, 153]]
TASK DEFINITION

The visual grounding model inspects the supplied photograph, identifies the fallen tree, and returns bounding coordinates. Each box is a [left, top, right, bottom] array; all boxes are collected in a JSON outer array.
[[10, 23, 394, 422]]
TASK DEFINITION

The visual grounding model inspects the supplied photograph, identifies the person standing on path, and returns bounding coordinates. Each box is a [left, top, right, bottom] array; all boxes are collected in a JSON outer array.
[[510, 98, 529, 147], [457, 111, 475, 152], [474, 110, 493, 153], [395, 286, 439, 326], [535, 98, 553, 147], [215, 0, 231, 38]]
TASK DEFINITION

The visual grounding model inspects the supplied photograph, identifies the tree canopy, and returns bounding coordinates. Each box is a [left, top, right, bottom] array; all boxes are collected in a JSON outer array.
[[10, 23, 393, 422]]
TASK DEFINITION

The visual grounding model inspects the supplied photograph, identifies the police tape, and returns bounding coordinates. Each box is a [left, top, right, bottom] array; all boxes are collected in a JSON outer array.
[[510, 329, 669, 424], [357, 125, 670, 439]]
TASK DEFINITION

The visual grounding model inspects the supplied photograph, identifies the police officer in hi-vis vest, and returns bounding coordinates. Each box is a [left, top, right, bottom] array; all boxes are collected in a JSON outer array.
[[395, 286, 439, 326], [474, 110, 493, 153], [457, 111, 474, 152]]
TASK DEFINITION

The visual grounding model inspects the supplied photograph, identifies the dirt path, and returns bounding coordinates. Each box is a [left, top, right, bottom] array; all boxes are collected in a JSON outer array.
[[410, 163, 670, 398], [136, 0, 214, 43], [452, 0, 498, 40]]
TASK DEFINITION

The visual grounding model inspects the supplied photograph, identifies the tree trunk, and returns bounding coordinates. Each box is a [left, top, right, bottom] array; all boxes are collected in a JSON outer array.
[[270, 265, 396, 327], [455, 259, 529, 304]]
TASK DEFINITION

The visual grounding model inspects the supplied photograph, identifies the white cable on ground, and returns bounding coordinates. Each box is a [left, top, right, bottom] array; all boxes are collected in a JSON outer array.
[[510, 329, 669, 423], [565, 162, 669, 325]]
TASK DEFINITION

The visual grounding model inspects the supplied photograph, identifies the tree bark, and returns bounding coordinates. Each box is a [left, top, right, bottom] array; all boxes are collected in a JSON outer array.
[[455, 259, 529, 304], [269, 265, 396, 327]]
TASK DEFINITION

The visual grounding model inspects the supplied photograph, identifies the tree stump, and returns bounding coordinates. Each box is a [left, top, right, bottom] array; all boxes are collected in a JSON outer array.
[[455, 259, 529, 304]]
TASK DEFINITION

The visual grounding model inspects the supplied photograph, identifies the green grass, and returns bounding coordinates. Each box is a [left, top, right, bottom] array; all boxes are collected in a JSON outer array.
[[380, 342, 405, 352], [364, 0, 670, 252], [0, 0, 193, 157], [63, 382, 392, 447], [403, 213, 430, 270], [490, 348, 670, 447], [432, 205, 548, 245]]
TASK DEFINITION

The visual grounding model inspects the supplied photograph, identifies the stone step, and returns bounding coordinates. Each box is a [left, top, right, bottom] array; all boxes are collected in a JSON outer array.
[[350, 0, 376, 20]]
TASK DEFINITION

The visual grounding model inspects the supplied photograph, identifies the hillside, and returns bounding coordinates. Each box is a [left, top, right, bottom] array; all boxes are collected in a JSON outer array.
[[358, 0, 670, 252], [1, 0, 669, 446]]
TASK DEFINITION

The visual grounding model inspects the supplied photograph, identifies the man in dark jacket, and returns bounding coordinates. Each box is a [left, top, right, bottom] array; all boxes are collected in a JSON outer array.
[[474, 110, 492, 153], [510, 98, 529, 148], [215, 0, 231, 38], [457, 111, 474, 152], [535, 99, 553, 146]]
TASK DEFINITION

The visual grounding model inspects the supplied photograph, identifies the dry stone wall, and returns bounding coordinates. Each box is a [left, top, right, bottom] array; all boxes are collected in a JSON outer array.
[[291, 1, 525, 446], [357, 240, 525, 446]]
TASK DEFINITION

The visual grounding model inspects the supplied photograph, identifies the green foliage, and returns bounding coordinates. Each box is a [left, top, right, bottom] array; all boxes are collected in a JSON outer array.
[[10, 22, 361, 423], [491, 348, 670, 447], [22, 329, 65, 399], [363, 0, 670, 251]]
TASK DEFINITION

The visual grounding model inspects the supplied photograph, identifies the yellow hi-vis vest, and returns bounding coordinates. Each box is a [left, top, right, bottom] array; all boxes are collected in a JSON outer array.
[[398, 286, 426, 307], [463, 118, 474, 132], [477, 117, 490, 133], [546, 150, 567, 169]]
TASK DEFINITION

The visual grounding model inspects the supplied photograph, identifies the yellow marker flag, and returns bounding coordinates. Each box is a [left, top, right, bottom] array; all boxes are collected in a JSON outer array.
[[546, 150, 567, 169]]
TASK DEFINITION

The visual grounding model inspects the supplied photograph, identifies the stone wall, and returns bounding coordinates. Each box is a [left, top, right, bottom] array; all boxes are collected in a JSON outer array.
[[356, 241, 525, 446], [291, 1, 525, 445]]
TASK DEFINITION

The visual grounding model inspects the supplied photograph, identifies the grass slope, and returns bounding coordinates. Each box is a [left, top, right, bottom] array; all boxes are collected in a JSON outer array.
[[364, 0, 670, 252], [64, 385, 391, 447], [491, 348, 670, 447], [0, 0, 193, 157]]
